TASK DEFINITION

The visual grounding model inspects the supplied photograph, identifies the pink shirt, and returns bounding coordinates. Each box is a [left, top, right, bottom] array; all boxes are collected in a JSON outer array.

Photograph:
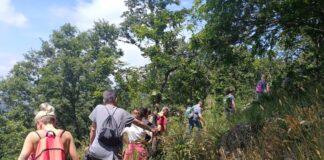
[[157, 115, 167, 132]]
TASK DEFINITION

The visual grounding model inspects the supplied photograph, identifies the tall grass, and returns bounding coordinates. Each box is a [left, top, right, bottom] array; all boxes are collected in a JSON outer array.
[[160, 99, 232, 160], [160, 84, 323, 159]]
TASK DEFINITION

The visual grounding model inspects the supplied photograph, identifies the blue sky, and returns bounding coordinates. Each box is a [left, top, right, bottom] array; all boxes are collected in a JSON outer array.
[[0, 0, 193, 78]]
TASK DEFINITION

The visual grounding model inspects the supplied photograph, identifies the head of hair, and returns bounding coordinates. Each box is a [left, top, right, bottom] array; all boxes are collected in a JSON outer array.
[[226, 88, 234, 95], [34, 103, 56, 125], [103, 90, 116, 104], [162, 106, 169, 112], [139, 107, 149, 117], [133, 109, 145, 120], [261, 74, 266, 80]]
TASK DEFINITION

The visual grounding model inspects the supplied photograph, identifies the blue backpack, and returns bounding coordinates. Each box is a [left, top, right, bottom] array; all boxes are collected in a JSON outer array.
[[185, 106, 194, 119]]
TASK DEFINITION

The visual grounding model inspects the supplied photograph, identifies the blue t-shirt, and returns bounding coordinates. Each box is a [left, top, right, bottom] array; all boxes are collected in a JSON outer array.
[[192, 104, 202, 121]]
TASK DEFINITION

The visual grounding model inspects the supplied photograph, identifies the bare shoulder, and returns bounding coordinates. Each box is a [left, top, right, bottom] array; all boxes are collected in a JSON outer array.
[[26, 131, 40, 142], [61, 130, 74, 139]]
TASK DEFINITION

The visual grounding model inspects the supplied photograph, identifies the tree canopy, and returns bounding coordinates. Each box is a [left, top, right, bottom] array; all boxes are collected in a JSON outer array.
[[0, 0, 322, 159]]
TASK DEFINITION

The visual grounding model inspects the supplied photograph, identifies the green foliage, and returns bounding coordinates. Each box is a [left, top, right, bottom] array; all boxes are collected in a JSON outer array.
[[0, 0, 323, 159], [0, 21, 123, 159], [160, 97, 232, 160], [225, 84, 324, 159], [0, 109, 31, 159]]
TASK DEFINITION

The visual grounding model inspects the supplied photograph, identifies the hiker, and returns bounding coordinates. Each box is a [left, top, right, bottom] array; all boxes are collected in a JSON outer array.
[[139, 108, 154, 142], [256, 74, 270, 100], [140, 107, 153, 128], [151, 106, 169, 156], [187, 101, 204, 134], [224, 89, 236, 117], [151, 104, 160, 128], [86, 90, 156, 160], [18, 103, 79, 160], [122, 109, 151, 160], [157, 106, 169, 134]]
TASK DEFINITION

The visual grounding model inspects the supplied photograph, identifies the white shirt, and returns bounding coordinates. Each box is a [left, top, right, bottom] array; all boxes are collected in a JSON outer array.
[[122, 124, 150, 143]]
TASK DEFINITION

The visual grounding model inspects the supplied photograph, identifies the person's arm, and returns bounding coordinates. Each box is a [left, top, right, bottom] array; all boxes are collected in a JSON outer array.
[[232, 99, 236, 112], [66, 132, 79, 160], [197, 107, 204, 123], [163, 117, 167, 132], [18, 132, 35, 160], [89, 122, 96, 145], [133, 119, 156, 133]]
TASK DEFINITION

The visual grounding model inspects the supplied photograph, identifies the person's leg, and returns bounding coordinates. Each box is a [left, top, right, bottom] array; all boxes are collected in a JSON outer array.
[[187, 118, 194, 134], [151, 136, 158, 156], [134, 144, 148, 160], [256, 92, 261, 100], [123, 144, 135, 160], [193, 120, 202, 130]]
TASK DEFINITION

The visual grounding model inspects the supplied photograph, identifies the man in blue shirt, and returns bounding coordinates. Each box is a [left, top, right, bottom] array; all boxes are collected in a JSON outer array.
[[187, 101, 204, 134]]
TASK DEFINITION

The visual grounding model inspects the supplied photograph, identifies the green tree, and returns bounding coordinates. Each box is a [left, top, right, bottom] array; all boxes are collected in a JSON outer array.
[[120, 0, 210, 105], [195, 0, 323, 81], [0, 21, 123, 159]]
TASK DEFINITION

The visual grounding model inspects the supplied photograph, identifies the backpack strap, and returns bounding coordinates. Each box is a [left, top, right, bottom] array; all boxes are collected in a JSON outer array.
[[105, 106, 118, 116], [60, 130, 66, 138], [34, 131, 41, 139]]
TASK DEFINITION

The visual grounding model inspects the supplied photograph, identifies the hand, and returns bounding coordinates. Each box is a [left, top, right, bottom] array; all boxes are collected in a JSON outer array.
[[150, 128, 158, 135]]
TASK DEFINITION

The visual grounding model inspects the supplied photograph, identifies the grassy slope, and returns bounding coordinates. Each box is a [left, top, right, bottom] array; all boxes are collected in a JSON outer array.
[[160, 85, 323, 160]]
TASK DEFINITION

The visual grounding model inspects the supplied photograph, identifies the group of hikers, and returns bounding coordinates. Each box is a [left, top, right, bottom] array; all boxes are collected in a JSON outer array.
[[223, 74, 270, 116], [17, 74, 269, 160], [18, 90, 169, 160]]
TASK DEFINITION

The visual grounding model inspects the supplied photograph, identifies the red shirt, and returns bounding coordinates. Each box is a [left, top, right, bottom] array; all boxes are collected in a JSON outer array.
[[157, 115, 167, 132]]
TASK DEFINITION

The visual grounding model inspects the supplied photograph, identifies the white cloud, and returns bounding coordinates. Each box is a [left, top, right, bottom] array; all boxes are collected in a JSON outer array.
[[0, 0, 27, 27], [72, 0, 126, 30], [118, 42, 150, 67], [49, 0, 149, 68]]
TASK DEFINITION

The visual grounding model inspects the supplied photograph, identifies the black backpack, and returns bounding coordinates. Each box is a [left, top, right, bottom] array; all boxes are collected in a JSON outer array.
[[98, 107, 122, 148]]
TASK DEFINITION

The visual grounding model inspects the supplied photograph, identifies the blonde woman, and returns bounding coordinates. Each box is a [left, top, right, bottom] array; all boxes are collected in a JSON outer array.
[[18, 103, 79, 160]]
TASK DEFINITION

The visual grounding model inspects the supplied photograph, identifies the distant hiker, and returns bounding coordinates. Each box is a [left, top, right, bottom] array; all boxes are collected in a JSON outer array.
[[86, 90, 156, 160], [187, 101, 204, 134], [140, 107, 153, 142], [140, 107, 153, 128], [224, 89, 236, 117], [151, 104, 160, 128], [256, 74, 270, 100], [151, 106, 169, 156], [122, 109, 151, 160], [18, 103, 79, 160], [157, 106, 169, 134]]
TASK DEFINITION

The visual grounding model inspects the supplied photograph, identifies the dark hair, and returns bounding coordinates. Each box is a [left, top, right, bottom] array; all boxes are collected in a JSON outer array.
[[139, 107, 149, 117], [136, 108, 145, 118], [103, 90, 116, 103], [226, 88, 234, 95]]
